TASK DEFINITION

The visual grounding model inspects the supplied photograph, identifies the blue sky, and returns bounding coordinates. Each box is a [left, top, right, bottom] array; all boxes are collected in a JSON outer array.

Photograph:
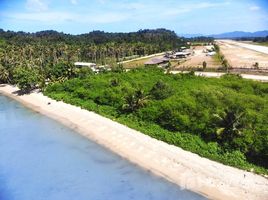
[[0, 0, 267, 34]]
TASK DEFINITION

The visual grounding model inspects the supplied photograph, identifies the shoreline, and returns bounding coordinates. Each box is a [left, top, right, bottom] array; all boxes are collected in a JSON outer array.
[[0, 84, 267, 200]]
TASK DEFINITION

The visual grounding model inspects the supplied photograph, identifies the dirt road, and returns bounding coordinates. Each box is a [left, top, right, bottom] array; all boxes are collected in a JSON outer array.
[[118, 52, 165, 64], [216, 40, 268, 69], [171, 71, 268, 82]]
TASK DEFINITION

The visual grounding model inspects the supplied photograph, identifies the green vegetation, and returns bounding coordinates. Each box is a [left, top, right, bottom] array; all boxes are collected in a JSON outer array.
[[254, 42, 268, 47], [0, 29, 186, 89], [1, 28, 267, 175], [13, 67, 42, 92], [0, 29, 185, 68], [44, 67, 268, 175], [202, 61, 207, 70], [213, 44, 229, 70], [186, 36, 214, 46], [236, 36, 268, 46]]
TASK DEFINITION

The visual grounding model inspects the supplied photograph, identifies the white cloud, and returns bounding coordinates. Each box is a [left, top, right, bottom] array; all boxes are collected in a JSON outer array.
[[70, 0, 78, 5], [249, 6, 260, 11], [3, 11, 129, 24], [162, 1, 230, 17], [25, 0, 48, 12]]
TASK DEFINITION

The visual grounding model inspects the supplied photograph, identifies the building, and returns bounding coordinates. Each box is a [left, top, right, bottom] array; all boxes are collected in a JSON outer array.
[[206, 52, 216, 56], [144, 57, 170, 67], [174, 52, 191, 58], [74, 62, 100, 72], [74, 62, 97, 68]]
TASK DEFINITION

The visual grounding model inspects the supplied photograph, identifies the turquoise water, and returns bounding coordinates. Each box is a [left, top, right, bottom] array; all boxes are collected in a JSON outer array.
[[0, 95, 207, 200]]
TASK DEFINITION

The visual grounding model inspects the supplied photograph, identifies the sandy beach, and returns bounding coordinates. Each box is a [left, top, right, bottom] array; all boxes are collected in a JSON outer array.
[[0, 84, 267, 200]]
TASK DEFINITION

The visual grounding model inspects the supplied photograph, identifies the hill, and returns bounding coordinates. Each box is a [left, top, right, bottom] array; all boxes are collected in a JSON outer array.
[[0, 28, 186, 73], [0, 28, 183, 46], [209, 30, 268, 39]]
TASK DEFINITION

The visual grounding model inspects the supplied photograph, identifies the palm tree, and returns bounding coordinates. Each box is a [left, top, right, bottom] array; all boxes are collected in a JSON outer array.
[[214, 108, 246, 142], [0, 64, 11, 83], [123, 89, 149, 112]]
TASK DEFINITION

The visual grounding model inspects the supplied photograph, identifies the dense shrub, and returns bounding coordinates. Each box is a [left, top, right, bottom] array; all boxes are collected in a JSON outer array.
[[44, 67, 268, 174]]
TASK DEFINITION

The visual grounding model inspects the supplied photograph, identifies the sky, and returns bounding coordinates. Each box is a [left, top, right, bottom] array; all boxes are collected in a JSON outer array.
[[0, 0, 267, 35]]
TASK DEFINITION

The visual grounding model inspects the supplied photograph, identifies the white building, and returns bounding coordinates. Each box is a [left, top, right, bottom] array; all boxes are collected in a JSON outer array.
[[74, 62, 97, 68]]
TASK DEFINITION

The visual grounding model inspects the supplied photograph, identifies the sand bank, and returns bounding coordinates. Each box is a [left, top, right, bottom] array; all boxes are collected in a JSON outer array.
[[0, 84, 267, 200]]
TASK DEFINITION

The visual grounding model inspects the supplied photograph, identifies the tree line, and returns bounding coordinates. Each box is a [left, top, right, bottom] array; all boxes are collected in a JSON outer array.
[[235, 36, 268, 43], [0, 29, 186, 89]]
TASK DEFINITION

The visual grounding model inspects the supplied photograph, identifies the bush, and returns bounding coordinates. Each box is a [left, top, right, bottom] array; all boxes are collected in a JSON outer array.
[[13, 67, 41, 92], [150, 80, 173, 100], [45, 68, 268, 174]]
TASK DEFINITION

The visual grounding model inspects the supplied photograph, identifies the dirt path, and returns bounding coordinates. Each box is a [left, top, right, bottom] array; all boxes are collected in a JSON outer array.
[[118, 52, 165, 64], [218, 40, 268, 55], [171, 71, 268, 82], [216, 40, 268, 69]]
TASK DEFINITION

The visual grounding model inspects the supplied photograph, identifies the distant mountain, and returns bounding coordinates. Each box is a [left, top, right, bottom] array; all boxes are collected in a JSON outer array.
[[209, 30, 268, 39], [178, 33, 204, 38]]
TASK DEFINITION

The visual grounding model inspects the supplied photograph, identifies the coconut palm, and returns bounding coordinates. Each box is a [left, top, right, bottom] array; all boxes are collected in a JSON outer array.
[[123, 89, 149, 112], [214, 107, 247, 142], [0, 65, 11, 83]]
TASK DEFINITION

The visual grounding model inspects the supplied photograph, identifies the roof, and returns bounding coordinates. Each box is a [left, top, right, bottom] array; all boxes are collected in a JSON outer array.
[[206, 52, 216, 56], [145, 57, 169, 65], [174, 52, 190, 56], [74, 62, 96, 67]]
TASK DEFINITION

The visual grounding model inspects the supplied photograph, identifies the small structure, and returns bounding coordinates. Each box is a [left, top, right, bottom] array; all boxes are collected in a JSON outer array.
[[164, 47, 192, 59], [206, 52, 216, 56], [74, 62, 99, 72], [74, 62, 97, 68], [174, 52, 191, 58], [145, 57, 170, 67], [98, 65, 111, 71]]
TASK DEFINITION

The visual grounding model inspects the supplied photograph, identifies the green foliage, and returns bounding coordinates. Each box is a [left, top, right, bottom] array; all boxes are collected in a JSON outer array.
[[111, 64, 125, 73], [13, 67, 42, 92], [46, 62, 73, 82], [74, 67, 94, 79], [202, 61, 207, 70], [44, 67, 268, 174], [213, 44, 230, 70], [150, 80, 173, 100], [0, 29, 185, 69], [122, 89, 149, 112], [253, 62, 259, 69], [0, 64, 11, 83]]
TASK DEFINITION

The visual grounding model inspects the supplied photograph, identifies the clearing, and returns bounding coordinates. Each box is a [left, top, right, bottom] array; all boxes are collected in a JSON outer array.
[[173, 46, 219, 69], [216, 40, 268, 69]]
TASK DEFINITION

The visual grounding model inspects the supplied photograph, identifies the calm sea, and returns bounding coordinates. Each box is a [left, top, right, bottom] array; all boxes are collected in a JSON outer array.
[[0, 95, 207, 200]]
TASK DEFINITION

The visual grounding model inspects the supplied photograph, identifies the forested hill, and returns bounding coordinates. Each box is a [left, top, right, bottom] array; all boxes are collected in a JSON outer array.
[[0, 28, 185, 68], [0, 28, 183, 46]]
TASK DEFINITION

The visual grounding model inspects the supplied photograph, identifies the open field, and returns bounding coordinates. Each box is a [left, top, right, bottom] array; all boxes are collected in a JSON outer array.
[[174, 46, 219, 69], [121, 53, 165, 68], [216, 40, 268, 69], [240, 41, 268, 47], [123, 46, 219, 69]]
